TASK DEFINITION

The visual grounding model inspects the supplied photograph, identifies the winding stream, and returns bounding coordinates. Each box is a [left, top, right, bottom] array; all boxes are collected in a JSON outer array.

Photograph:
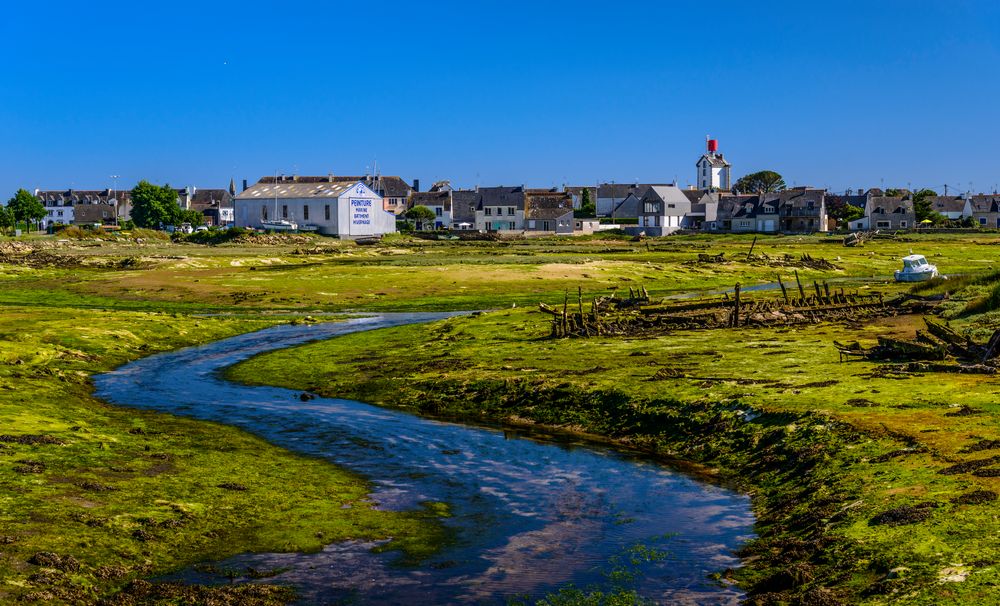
[[93, 313, 754, 605]]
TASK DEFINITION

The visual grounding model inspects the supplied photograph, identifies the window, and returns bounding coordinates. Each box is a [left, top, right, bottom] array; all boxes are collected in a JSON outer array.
[[509, 222, 516, 230], [542, 221, 550, 231], [507, 207, 514, 216], [876, 220, 891, 229], [667, 203, 675, 208], [900, 221, 907, 228], [485, 208, 492, 216], [980, 217, 987, 226], [528, 220, 536, 229], [303, 205, 309, 220], [643, 202, 658, 213], [325, 205, 331, 220], [435, 207, 443, 217], [282, 205, 288, 219]]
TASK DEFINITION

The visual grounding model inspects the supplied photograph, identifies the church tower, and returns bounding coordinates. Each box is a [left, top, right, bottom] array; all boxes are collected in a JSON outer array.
[[696, 136, 731, 191]]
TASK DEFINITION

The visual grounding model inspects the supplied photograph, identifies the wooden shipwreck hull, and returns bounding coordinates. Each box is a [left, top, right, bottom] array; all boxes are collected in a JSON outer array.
[[541, 278, 906, 339]]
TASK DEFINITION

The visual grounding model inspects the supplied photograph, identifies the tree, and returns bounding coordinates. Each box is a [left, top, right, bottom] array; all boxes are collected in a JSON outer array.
[[577, 188, 596, 218], [7, 189, 46, 232], [179, 209, 206, 226], [911, 189, 940, 223], [733, 171, 786, 194], [835, 204, 865, 227], [131, 181, 181, 228], [405, 205, 436, 230], [0, 205, 13, 235]]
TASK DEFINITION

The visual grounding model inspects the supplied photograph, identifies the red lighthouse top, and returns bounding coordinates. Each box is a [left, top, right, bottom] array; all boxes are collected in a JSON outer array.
[[707, 138, 718, 153]]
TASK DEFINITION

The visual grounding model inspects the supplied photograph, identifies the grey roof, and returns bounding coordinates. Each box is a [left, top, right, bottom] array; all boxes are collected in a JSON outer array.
[[643, 185, 692, 207], [237, 180, 370, 200], [476, 186, 525, 210], [596, 183, 655, 199], [256, 175, 410, 198], [928, 196, 966, 214], [697, 153, 731, 168], [410, 190, 451, 211], [36, 189, 131, 206], [868, 196, 913, 215], [612, 193, 641, 218], [190, 189, 233, 210], [969, 195, 1000, 213], [777, 188, 825, 209]]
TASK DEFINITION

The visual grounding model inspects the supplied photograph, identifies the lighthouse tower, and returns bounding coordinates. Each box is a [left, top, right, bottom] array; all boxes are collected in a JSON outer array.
[[696, 136, 731, 191]]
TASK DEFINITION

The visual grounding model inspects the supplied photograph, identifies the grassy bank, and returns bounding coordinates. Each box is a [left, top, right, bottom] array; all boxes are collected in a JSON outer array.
[[6, 231, 1000, 603], [0, 305, 449, 604], [228, 295, 1000, 604]]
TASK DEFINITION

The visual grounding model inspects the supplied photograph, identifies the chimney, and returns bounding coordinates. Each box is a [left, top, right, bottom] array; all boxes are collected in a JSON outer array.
[[328, 173, 334, 183], [412, 178, 420, 192], [242, 179, 248, 192]]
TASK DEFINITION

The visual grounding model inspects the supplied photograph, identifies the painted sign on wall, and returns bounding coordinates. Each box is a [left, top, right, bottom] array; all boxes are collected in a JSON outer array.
[[350, 198, 373, 227]]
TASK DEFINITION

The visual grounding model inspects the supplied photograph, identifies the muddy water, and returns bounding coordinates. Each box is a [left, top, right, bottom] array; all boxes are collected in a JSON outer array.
[[93, 313, 754, 605]]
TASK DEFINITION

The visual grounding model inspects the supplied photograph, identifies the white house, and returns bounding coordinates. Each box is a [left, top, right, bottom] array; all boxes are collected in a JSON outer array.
[[696, 138, 731, 191], [235, 176, 396, 238]]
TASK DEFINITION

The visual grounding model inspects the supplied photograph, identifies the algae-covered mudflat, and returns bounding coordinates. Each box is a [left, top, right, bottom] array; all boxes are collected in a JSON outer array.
[[5, 230, 1000, 604]]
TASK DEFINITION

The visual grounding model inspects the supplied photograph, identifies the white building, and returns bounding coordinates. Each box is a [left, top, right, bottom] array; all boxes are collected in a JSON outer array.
[[636, 185, 694, 235], [696, 137, 731, 191], [235, 176, 396, 238]]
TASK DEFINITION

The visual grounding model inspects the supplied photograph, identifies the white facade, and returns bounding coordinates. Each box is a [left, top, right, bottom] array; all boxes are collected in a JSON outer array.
[[697, 155, 731, 190], [235, 180, 396, 238], [43, 206, 74, 227]]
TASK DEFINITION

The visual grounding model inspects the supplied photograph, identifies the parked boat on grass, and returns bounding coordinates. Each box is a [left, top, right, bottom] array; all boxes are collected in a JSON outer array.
[[894, 254, 939, 282]]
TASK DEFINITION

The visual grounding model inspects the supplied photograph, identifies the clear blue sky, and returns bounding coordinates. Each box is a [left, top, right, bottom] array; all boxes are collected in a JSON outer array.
[[3, 0, 999, 195]]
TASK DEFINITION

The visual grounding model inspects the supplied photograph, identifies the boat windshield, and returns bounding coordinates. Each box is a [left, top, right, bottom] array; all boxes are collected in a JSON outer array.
[[903, 256, 927, 269]]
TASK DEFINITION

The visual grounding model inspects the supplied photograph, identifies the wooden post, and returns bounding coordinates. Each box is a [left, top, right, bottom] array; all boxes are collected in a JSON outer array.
[[578, 287, 589, 336], [794, 270, 806, 302], [746, 235, 757, 261], [813, 281, 822, 301], [562, 291, 569, 337], [733, 283, 741, 327], [777, 274, 789, 305]]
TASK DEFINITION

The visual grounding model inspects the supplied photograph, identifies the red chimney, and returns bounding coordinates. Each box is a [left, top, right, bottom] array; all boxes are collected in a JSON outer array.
[[708, 139, 718, 153]]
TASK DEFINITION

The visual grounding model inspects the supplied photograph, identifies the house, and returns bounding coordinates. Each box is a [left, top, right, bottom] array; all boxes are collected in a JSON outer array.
[[374, 176, 415, 215], [474, 186, 525, 232], [684, 190, 720, 231], [234, 175, 395, 238], [574, 218, 602, 234], [408, 188, 452, 230], [866, 196, 914, 230], [451, 190, 478, 230], [610, 192, 643, 221], [596, 183, 655, 217], [34, 189, 130, 227], [524, 189, 574, 235], [696, 138, 731, 191], [779, 187, 828, 233], [970, 195, 1000, 229], [186, 188, 234, 226], [729, 195, 780, 233], [636, 185, 693, 235], [927, 196, 969, 220]]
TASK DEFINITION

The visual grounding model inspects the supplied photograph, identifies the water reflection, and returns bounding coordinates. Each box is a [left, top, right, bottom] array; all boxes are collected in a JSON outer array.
[[93, 314, 754, 605]]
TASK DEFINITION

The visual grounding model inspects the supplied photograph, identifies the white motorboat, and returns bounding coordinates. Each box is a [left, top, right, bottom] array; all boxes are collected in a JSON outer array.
[[894, 254, 939, 282]]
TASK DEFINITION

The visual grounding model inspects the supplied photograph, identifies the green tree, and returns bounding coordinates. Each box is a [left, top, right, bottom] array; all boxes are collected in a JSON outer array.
[[911, 189, 940, 223], [733, 171, 786, 194], [405, 205, 436, 230], [0, 204, 14, 235], [179, 209, 206, 226], [836, 204, 865, 225], [7, 189, 46, 232], [131, 181, 181, 228], [577, 188, 596, 218]]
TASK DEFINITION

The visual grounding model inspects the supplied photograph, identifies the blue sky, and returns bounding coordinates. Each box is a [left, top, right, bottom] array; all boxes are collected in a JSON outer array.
[[3, 1, 999, 195]]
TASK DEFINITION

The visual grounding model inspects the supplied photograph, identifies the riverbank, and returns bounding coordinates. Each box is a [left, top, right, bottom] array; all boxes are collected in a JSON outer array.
[[0, 306, 449, 604], [228, 304, 1000, 605]]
